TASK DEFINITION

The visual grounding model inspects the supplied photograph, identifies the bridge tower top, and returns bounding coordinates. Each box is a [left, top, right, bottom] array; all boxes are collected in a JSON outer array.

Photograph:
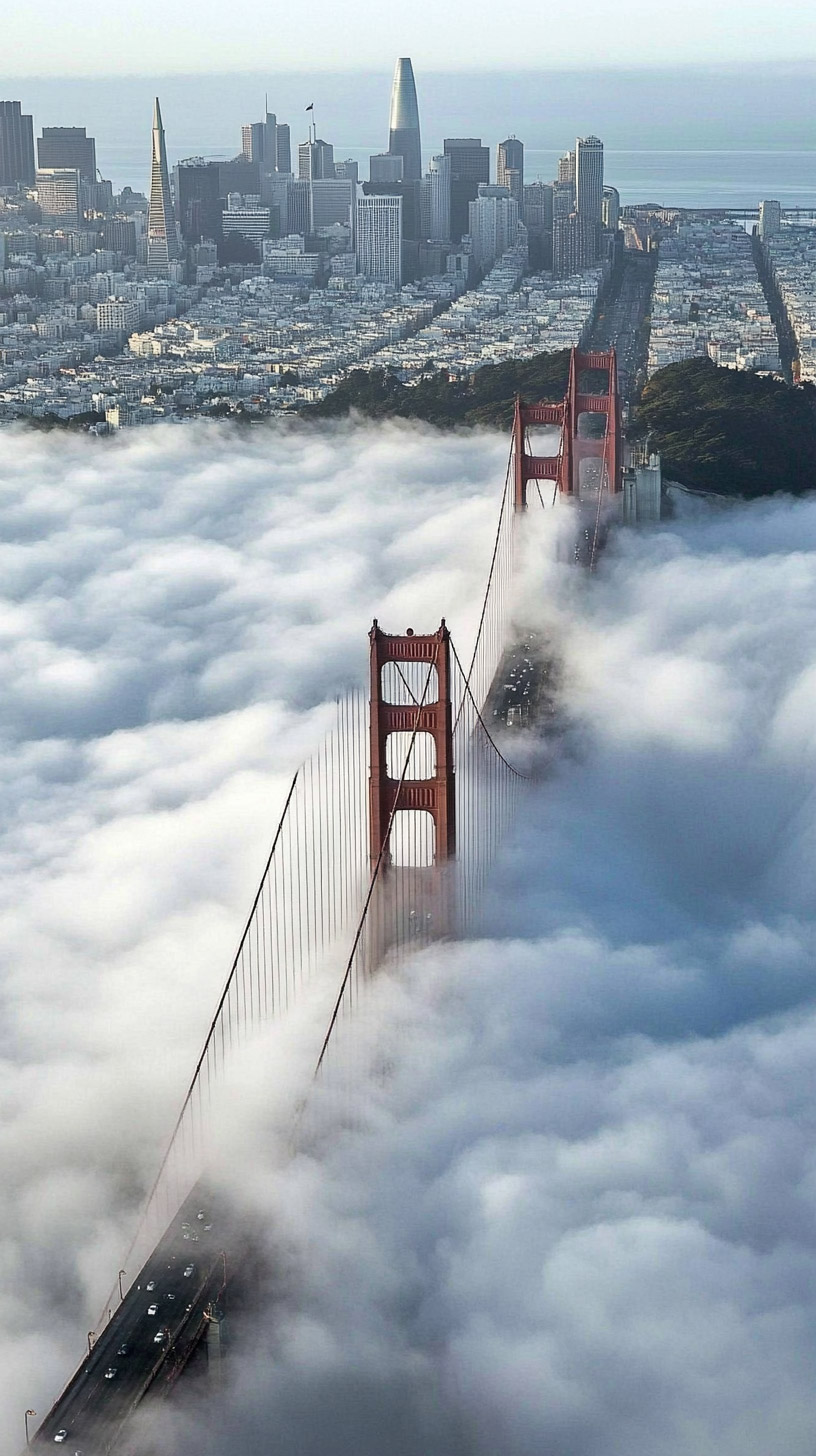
[[512, 345, 622, 511]]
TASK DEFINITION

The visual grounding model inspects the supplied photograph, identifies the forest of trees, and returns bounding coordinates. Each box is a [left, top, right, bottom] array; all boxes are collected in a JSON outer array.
[[635, 356, 816, 497], [304, 350, 816, 498], [301, 351, 574, 430]]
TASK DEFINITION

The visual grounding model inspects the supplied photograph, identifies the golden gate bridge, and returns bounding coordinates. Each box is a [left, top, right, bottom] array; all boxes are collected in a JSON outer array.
[[30, 346, 636, 1453]]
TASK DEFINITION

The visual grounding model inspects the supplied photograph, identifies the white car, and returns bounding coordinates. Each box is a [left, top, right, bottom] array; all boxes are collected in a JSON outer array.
[[104, 1367, 117, 1380], [146, 1280, 156, 1291], [153, 1328, 166, 1344], [53, 1434, 68, 1445], [147, 1302, 158, 1315], [183, 1265, 195, 1277]]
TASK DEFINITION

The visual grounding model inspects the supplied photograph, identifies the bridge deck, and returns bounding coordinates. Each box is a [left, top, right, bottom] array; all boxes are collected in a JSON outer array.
[[31, 1192, 228, 1453]]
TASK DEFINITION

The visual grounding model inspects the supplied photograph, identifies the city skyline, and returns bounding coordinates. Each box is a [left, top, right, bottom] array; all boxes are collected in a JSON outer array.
[[0, 47, 813, 431]]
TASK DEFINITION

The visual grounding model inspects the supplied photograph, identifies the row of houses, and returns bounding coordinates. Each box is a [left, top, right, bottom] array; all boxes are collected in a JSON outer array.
[[648, 222, 780, 375]]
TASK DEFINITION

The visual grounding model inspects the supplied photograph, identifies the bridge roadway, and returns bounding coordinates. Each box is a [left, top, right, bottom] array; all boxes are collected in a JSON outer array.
[[31, 1191, 227, 1453]]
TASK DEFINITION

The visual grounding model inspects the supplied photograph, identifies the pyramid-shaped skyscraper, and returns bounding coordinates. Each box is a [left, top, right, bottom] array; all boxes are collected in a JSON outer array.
[[147, 97, 182, 273]]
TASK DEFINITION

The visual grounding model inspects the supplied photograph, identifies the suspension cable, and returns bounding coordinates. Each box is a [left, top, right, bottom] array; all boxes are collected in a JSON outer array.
[[449, 637, 530, 780], [453, 438, 514, 732], [588, 434, 608, 572], [313, 640, 442, 1078]]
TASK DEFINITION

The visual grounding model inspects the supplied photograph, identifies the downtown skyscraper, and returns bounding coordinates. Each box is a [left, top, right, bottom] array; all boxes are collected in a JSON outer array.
[[388, 57, 421, 183], [496, 137, 524, 212], [147, 97, 182, 273], [0, 100, 35, 187], [575, 135, 604, 225]]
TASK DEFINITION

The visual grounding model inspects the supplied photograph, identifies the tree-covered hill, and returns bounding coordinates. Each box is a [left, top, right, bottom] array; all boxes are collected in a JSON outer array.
[[300, 351, 573, 430], [635, 357, 816, 497], [303, 349, 816, 498]]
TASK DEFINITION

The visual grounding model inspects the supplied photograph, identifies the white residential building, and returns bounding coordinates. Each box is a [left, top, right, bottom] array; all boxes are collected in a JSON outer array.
[[468, 186, 519, 271], [356, 194, 402, 287]]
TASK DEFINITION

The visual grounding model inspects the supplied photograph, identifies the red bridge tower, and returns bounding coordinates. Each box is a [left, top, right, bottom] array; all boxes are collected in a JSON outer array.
[[512, 346, 622, 511]]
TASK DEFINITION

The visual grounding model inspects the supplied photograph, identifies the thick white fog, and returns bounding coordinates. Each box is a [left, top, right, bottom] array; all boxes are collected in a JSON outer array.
[[3, 420, 816, 1456], [0, 419, 507, 1448]]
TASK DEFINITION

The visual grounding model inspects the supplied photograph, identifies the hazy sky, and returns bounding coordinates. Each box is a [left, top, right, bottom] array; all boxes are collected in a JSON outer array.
[[2, 0, 815, 74]]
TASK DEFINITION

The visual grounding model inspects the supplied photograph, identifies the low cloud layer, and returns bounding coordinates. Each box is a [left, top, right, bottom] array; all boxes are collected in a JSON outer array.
[[4, 421, 816, 1456], [152, 484, 816, 1456], [0, 418, 508, 1448]]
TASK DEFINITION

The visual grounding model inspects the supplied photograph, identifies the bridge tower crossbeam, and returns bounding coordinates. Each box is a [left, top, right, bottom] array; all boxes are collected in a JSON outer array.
[[512, 345, 622, 511]]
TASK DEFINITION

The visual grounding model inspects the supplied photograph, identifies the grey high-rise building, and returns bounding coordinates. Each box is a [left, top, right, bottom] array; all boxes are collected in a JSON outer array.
[[575, 135, 604, 224], [103, 217, 137, 255], [497, 137, 524, 211], [759, 199, 782, 240], [243, 113, 280, 169], [298, 139, 334, 180], [524, 181, 554, 268], [264, 113, 278, 169], [557, 150, 575, 184], [218, 158, 260, 197], [444, 138, 489, 241], [388, 57, 421, 183], [553, 211, 597, 276], [524, 181, 553, 231], [469, 185, 518, 270], [335, 159, 359, 185], [288, 178, 311, 236], [310, 177, 354, 233], [174, 158, 222, 241], [428, 153, 451, 241], [242, 122, 265, 163], [370, 153, 403, 185], [147, 97, 182, 272], [37, 127, 96, 183], [276, 124, 291, 175], [0, 101, 35, 187], [552, 179, 574, 219], [36, 168, 81, 226], [602, 184, 620, 231], [575, 135, 603, 265]]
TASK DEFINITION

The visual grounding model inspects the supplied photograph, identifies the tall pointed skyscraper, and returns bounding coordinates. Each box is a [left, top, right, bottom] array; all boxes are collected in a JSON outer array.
[[388, 57, 421, 183], [147, 97, 181, 273]]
